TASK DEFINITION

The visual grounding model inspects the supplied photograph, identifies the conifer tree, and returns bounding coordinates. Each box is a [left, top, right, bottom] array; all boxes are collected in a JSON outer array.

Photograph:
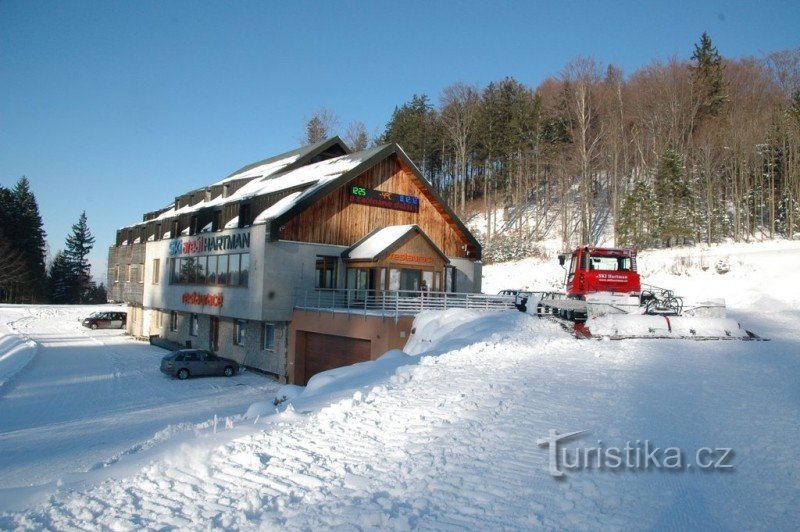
[[64, 211, 96, 303], [0, 178, 48, 302], [617, 181, 656, 248], [690, 32, 727, 122], [654, 150, 694, 246], [47, 250, 78, 303]]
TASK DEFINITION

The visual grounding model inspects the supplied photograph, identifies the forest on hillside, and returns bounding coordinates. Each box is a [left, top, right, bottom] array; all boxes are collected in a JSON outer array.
[[313, 34, 800, 262]]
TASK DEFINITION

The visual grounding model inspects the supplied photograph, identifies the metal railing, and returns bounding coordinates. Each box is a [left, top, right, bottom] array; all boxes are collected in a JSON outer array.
[[294, 288, 518, 317]]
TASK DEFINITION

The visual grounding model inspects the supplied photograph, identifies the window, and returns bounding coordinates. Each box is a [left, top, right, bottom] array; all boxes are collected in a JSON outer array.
[[190, 314, 199, 336], [238, 203, 252, 227], [169, 311, 178, 332], [239, 254, 249, 287], [262, 323, 275, 351], [114, 265, 120, 283], [126, 264, 132, 283], [138, 263, 145, 283], [234, 319, 246, 346], [156, 310, 164, 328], [153, 258, 160, 285], [315, 256, 337, 288], [167, 253, 248, 287]]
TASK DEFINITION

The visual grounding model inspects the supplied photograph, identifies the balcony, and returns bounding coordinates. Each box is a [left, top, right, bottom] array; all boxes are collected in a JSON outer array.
[[294, 288, 518, 317]]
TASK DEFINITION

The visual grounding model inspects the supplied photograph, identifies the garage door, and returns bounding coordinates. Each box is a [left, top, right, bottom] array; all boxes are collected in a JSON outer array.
[[302, 332, 371, 385]]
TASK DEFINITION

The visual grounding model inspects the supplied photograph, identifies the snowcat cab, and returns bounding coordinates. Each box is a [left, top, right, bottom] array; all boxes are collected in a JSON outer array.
[[561, 247, 641, 298]]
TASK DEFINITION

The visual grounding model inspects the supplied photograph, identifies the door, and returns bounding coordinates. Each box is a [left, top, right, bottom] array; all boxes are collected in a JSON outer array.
[[302, 332, 371, 385], [109, 313, 123, 328], [209, 317, 219, 352]]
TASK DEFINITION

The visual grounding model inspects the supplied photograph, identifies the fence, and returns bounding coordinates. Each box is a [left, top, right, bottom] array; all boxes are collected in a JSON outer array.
[[294, 288, 518, 317]]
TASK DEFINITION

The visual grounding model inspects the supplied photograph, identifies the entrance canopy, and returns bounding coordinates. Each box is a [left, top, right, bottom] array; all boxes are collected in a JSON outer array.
[[342, 225, 450, 292], [343, 225, 449, 266]]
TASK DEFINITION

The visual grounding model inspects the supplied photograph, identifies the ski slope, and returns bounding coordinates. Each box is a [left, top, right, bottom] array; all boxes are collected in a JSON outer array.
[[1, 241, 799, 528]]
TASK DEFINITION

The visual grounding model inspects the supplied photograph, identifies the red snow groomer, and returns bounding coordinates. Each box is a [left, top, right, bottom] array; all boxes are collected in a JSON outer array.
[[534, 246, 760, 340]]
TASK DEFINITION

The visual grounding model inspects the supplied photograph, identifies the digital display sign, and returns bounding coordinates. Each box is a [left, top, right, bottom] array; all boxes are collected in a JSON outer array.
[[349, 186, 419, 213]]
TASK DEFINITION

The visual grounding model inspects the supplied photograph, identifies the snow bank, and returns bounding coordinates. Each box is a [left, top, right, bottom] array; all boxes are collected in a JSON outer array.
[[0, 318, 39, 391]]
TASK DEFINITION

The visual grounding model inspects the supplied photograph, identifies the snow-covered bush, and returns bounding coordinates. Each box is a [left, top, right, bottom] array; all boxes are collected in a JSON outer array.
[[481, 233, 547, 264], [715, 258, 730, 274]]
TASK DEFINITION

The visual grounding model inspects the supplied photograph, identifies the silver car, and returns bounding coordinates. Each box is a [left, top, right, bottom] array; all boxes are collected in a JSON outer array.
[[160, 349, 239, 380]]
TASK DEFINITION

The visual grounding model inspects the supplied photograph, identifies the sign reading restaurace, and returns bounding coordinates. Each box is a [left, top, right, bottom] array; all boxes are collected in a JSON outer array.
[[169, 231, 250, 257], [349, 186, 419, 213]]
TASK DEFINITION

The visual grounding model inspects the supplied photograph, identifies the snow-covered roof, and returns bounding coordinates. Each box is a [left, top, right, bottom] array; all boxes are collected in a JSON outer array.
[[346, 225, 417, 260], [214, 136, 349, 185], [214, 153, 301, 185]]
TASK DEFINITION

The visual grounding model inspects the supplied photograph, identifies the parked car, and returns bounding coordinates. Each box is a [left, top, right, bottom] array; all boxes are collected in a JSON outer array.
[[160, 349, 240, 380], [82, 311, 127, 329]]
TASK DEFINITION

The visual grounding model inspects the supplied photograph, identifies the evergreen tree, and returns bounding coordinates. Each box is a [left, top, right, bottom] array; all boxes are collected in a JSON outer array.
[[47, 250, 77, 304], [690, 32, 727, 122], [63, 211, 96, 303], [0, 178, 48, 303], [85, 281, 108, 304], [381, 94, 442, 185], [654, 150, 694, 246], [617, 181, 656, 248]]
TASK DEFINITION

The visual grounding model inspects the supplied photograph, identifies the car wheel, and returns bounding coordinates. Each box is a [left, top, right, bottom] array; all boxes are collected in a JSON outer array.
[[224, 366, 235, 377], [177, 369, 189, 380], [91, 323, 98, 330]]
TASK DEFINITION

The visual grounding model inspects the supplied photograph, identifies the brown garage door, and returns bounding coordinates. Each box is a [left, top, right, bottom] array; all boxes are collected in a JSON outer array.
[[302, 332, 371, 385]]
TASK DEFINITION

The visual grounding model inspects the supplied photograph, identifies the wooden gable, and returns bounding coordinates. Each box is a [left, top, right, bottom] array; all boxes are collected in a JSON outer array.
[[278, 152, 479, 259]]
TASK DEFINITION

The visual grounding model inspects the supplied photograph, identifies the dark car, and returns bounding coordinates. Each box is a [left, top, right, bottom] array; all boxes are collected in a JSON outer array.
[[82, 311, 127, 329], [160, 349, 240, 380]]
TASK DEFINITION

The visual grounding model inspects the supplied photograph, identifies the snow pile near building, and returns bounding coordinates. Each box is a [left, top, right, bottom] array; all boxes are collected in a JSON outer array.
[[0, 308, 38, 391]]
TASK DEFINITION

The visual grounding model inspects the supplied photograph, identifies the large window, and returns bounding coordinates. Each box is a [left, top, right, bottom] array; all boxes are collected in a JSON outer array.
[[262, 323, 275, 351], [234, 319, 246, 346], [190, 314, 199, 336], [169, 253, 249, 287], [315, 256, 337, 288], [169, 311, 178, 332]]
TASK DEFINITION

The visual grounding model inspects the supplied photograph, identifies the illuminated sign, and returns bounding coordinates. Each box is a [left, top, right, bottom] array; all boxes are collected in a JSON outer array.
[[182, 292, 224, 307], [389, 252, 435, 264], [169, 231, 250, 257], [349, 186, 419, 213]]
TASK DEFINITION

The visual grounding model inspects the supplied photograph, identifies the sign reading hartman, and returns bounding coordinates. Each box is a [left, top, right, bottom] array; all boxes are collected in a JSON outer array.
[[169, 231, 250, 257]]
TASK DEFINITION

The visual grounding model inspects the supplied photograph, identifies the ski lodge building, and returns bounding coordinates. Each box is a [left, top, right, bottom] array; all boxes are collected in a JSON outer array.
[[107, 137, 487, 384]]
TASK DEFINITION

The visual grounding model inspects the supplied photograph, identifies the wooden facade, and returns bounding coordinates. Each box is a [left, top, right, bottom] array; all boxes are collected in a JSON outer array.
[[279, 155, 477, 258]]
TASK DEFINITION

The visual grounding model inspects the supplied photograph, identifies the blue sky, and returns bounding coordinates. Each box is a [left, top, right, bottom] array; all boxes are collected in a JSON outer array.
[[1, 0, 798, 281]]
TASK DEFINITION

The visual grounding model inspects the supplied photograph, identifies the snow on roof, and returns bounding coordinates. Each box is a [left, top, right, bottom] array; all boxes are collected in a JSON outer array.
[[227, 146, 377, 203], [347, 225, 417, 260], [119, 143, 385, 232], [224, 216, 239, 229], [253, 191, 303, 224], [214, 153, 301, 185]]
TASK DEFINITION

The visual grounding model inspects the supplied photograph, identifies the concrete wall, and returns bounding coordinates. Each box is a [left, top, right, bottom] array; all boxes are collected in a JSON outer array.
[[450, 257, 482, 294], [144, 226, 265, 321]]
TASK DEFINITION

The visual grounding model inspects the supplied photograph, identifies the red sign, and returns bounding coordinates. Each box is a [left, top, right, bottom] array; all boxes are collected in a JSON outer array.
[[389, 252, 435, 264], [182, 292, 224, 307]]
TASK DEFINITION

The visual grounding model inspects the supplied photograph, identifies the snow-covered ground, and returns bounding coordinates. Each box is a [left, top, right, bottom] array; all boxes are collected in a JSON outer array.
[[1, 241, 799, 529], [0, 305, 278, 513]]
